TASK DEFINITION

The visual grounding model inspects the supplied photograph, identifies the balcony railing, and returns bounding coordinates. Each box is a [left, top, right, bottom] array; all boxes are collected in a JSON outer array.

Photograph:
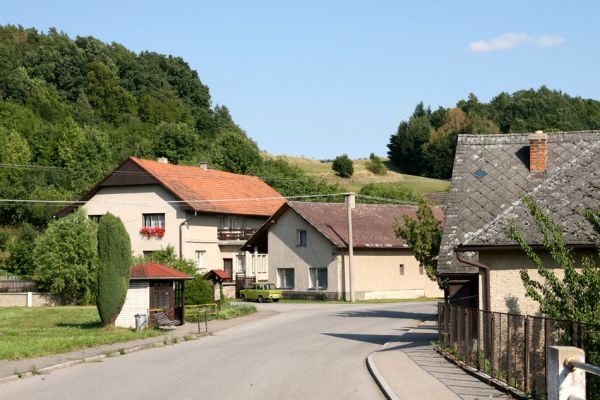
[[217, 228, 257, 241]]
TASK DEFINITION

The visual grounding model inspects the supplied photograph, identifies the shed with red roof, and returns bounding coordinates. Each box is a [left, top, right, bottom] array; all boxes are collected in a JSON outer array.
[[115, 262, 193, 329]]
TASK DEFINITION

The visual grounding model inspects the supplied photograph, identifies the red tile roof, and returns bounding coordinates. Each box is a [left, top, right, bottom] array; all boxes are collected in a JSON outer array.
[[130, 262, 193, 280], [130, 157, 285, 216], [203, 269, 231, 281], [287, 202, 444, 249]]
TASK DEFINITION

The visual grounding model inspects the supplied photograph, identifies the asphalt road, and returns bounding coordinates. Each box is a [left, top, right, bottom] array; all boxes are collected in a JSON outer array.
[[1, 301, 436, 400]]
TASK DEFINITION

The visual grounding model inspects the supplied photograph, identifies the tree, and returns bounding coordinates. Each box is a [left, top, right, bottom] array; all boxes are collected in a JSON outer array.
[[508, 197, 600, 325], [366, 153, 386, 175], [96, 213, 131, 326], [394, 199, 441, 281], [387, 113, 432, 175], [32, 208, 98, 304], [6, 224, 38, 277], [214, 129, 262, 174], [359, 183, 415, 203], [332, 154, 354, 178], [509, 198, 600, 399]]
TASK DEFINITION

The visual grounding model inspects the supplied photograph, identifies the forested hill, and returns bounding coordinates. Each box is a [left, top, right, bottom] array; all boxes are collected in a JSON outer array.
[[388, 88, 600, 179], [0, 25, 339, 226]]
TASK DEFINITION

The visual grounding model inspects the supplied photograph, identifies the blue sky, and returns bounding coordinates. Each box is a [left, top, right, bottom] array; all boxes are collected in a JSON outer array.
[[2, 1, 599, 159]]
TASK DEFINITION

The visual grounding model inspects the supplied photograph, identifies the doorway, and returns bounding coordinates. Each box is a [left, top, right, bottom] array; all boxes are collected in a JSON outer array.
[[223, 258, 233, 281]]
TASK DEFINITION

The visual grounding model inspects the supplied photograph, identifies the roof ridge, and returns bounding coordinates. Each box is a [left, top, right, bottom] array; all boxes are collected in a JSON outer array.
[[462, 138, 600, 245]]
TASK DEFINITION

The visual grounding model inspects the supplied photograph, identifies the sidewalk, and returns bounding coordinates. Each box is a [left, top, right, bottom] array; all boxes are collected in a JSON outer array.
[[368, 320, 510, 400], [0, 309, 276, 383]]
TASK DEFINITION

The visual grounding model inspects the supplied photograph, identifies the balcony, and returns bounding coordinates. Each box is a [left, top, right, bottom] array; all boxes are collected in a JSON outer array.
[[217, 228, 258, 242]]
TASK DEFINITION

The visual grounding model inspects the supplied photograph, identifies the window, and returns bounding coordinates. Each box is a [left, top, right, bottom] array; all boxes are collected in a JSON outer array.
[[143, 251, 155, 258], [236, 254, 246, 273], [252, 254, 267, 273], [419, 265, 424, 275], [143, 213, 165, 228], [297, 229, 307, 247], [218, 215, 246, 229], [277, 268, 294, 289], [309, 268, 328, 289], [195, 251, 206, 271], [399, 264, 405, 275]]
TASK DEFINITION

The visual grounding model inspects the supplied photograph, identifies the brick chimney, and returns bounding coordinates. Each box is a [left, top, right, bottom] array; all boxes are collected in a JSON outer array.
[[529, 130, 548, 176], [198, 162, 208, 171]]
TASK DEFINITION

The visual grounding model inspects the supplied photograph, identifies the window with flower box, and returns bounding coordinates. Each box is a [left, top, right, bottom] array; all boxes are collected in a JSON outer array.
[[140, 213, 165, 239]]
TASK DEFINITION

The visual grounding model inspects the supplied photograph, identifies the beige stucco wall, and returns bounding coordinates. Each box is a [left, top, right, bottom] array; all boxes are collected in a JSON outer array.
[[267, 210, 339, 293], [84, 185, 268, 278], [115, 281, 150, 328], [479, 250, 598, 316], [340, 249, 443, 300], [267, 209, 443, 300]]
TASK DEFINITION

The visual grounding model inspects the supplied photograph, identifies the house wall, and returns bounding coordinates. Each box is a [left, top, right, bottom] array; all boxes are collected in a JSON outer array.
[[84, 185, 268, 279], [115, 281, 150, 328], [339, 249, 443, 300], [267, 209, 443, 300], [479, 250, 598, 316], [267, 210, 339, 294]]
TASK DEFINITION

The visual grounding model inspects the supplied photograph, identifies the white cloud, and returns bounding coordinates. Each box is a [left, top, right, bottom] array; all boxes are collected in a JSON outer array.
[[469, 33, 566, 52]]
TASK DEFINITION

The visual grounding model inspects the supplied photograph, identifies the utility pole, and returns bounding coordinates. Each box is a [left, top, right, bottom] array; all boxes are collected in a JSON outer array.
[[346, 192, 355, 303]]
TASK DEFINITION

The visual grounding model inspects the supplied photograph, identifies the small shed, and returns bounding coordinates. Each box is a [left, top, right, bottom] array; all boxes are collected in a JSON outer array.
[[115, 262, 193, 328]]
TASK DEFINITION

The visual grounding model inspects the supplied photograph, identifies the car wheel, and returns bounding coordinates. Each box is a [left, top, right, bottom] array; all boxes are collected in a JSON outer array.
[[241, 294, 246, 302], [258, 295, 264, 303]]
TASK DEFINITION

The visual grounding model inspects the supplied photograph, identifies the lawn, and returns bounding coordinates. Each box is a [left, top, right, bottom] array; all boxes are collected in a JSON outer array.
[[0, 306, 162, 361], [278, 156, 450, 194]]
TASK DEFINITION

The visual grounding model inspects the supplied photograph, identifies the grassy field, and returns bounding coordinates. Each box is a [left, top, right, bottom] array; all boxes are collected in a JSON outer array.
[[278, 156, 450, 194], [0, 306, 163, 361]]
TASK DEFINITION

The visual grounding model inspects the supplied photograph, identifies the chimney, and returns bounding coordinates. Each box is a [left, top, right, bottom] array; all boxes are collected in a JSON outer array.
[[529, 130, 547, 176], [157, 157, 169, 164], [198, 162, 208, 171]]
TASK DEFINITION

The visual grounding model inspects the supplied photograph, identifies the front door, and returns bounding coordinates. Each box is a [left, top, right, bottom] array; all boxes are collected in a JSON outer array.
[[223, 258, 233, 281]]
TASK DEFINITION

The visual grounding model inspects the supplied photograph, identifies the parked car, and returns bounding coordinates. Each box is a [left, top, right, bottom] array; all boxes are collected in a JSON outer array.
[[240, 283, 283, 303]]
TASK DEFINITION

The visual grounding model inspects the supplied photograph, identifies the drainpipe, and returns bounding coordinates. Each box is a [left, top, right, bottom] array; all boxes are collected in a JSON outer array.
[[179, 211, 198, 259], [454, 248, 491, 312]]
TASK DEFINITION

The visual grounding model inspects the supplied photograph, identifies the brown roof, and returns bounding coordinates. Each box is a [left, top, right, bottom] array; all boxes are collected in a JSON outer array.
[[245, 201, 444, 251], [130, 262, 193, 280], [130, 157, 285, 216], [203, 269, 231, 281]]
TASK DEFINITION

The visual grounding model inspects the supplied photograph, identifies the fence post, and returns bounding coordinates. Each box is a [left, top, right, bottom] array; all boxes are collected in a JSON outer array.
[[546, 346, 585, 400], [26, 291, 33, 307]]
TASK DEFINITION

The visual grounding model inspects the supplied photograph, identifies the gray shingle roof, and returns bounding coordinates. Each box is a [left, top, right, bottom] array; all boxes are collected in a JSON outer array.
[[438, 131, 600, 275]]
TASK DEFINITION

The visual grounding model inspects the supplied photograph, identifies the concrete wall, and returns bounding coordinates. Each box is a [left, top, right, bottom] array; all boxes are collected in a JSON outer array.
[[84, 185, 268, 279], [267, 209, 443, 300], [267, 210, 339, 293], [115, 281, 150, 328], [479, 249, 598, 316], [340, 249, 443, 300], [0, 292, 60, 307]]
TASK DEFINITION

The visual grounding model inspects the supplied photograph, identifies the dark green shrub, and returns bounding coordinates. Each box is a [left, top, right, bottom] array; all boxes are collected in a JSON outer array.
[[359, 182, 416, 203], [367, 153, 387, 175], [97, 213, 131, 326], [6, 224, 38, 278], [332, 154, 354, 178], [185, 276, 214, 305]]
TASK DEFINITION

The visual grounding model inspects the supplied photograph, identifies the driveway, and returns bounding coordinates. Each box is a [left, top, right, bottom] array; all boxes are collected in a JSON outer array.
[[1, 301, 436, 400]]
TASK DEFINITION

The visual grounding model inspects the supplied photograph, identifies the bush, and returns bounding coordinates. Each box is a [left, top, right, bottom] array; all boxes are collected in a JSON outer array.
[[367, 153, 387, 175], [33, 209, 98, 304], [97, 213, 131, 326], [6, 224, 38, 278], [332, 154, 354, 178], [185, 276, 214, 305], [359, 183, 416, 203]]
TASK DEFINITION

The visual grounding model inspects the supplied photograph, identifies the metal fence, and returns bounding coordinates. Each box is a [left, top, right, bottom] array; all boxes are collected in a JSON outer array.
[[437, 302, 600, 399], [0, 280, 36, 293]]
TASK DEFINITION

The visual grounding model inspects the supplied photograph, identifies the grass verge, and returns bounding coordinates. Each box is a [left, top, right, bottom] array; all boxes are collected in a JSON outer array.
[[0, 306, 162, 361], [184, 303, 256, 323]]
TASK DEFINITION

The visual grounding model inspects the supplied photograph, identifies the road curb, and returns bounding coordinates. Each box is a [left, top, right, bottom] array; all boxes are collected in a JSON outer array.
[[366, 319, 435, 400]]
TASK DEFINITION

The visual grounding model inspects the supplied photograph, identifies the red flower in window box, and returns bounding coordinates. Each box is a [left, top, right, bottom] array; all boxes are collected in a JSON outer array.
[[139, 226, 165, 239]]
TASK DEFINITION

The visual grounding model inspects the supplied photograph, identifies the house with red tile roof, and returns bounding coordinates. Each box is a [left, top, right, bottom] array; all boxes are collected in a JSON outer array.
[[59, 157, 285, 283], [244, 201, 443, 300]]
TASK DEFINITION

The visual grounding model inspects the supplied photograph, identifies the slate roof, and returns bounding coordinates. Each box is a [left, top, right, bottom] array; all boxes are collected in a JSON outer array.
[[130, 262, 193, 280], [438, 131, 600, 275], [245, 201, 444, 251], [131, 157, 285, 216]]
